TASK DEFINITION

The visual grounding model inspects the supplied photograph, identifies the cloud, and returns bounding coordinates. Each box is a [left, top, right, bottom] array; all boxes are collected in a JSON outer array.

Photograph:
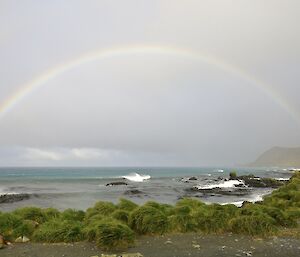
[[71, 148, 112, 160], [22, 147, 116, 162], [24, 148, 63, 161]]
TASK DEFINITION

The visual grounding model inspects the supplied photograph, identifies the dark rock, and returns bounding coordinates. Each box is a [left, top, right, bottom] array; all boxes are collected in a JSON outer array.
[[0, 193, 30, 204], [124, 189, 145, 195], [184, 186, 250, 196], [188, 176, 198, 181], [195, 187, 250, 196], [235, 175, 285, 188], [106, 182, 128, 186]]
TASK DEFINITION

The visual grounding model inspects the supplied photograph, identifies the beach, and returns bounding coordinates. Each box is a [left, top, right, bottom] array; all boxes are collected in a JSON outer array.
[[1, 233, 300, 257]]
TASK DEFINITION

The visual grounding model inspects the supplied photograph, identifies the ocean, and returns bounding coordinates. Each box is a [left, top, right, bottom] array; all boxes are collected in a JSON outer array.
[[0, 166, 293, 211]]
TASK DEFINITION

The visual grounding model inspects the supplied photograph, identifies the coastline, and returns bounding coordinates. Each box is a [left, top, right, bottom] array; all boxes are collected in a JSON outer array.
[[0, 167, 293, 212], [1, 233, 300, 257], [0, 170, 299, 256]]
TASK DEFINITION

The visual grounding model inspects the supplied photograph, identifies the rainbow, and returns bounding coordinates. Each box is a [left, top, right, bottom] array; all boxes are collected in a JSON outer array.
[[0, 44, 299, 124]]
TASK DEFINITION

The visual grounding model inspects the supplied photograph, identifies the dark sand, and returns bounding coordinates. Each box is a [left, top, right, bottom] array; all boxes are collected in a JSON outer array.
[[0, 233, 299, 257]]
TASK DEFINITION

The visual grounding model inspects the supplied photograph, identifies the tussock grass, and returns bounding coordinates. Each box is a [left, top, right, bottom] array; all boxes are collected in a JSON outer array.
[[86, 201, 116, 219], [13, 207, 47, 223], [112, 210, 130, 224], [93, 221, 135, 250], [117, 198, 138, 212], [33, 219, 84, 243], [228, 214, 278, 236], [61, 209, 85, 222], [0, 213, 23, 240], [129, 205, 169, 235]]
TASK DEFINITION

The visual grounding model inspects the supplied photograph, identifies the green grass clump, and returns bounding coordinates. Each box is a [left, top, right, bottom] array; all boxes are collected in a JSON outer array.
[[117, 198, 138, 212], [0, 213, 23, 240], [61, 209, 85, 222], [169, 205, 197, 232], [86, 201, 116, 219], [33, 219, 84, 243], [176, 198, 206, 209], [229, 213, 278, 236], [43, 208, 61, 220], [229, 171, 237, 179], [12, 220, 36, 238], [112, 210, 130, 224], [129, 205, 169, 235], [13, 207, 47, 224], [93, 221, 135, 250], [193, 204, 237, 233]]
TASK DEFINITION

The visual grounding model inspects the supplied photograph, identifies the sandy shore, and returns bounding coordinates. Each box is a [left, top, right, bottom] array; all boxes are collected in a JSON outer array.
[[1, 233, 300, 257]]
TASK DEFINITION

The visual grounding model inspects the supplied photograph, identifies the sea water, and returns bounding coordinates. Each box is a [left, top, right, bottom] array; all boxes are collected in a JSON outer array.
[[0, 166, 292, 211]]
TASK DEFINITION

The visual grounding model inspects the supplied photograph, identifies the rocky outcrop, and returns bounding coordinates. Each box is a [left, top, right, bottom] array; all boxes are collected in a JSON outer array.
[[185, 186, 250, 196], [180, 176, 198, 183], [124, 189, 145, 196], [123, 189, 148, 198], [106, 182, 128, 186], [232, 175, 285, 188], [0, 193, 30, 204]]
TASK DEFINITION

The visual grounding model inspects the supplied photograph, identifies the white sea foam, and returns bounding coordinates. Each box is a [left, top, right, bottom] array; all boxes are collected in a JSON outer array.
[[0, 192, 19, 196], [122, 172, 151, 182], [0, 186, 19, 196], [217, 169, 224, 173], [195, 179, 244, 190], [221, 189, 272, 207], [275, 177, 290, 181]]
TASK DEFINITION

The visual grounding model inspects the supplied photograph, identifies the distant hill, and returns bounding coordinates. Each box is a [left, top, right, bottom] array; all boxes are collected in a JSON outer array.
[[251, 146, 300, 167]]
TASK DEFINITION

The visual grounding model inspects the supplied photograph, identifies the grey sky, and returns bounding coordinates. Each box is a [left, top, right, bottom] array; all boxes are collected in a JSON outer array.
[[0, 0, 300, 166]]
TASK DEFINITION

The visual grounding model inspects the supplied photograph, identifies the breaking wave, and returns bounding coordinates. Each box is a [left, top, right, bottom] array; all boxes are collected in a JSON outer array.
[[122, 172, 151, 182], [195, 179, 245, 190]]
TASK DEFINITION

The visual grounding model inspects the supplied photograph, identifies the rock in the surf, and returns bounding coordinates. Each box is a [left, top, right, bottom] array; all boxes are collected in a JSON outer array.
[[106, 182, 128, 186], [0, 193, 30, 204], [124, 189, 145, 195], [231, 174, 286, 188]]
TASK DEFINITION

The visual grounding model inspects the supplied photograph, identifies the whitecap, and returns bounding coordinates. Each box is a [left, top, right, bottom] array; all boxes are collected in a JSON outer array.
[[195, 179, 244, 190], [275, 177, 290, 181], [122, 172, 151, 182]]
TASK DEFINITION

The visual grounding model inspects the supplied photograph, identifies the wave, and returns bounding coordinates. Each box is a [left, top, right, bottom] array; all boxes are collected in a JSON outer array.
[[122, 172, 151, 182], [195, 179, 245, 190], [275, 177, 290, 181], [0, 191, 19, 196]]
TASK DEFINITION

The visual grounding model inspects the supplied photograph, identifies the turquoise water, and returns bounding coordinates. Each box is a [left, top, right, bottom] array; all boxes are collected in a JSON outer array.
[[0, 167, 292, 211], [0, 166, 269, 180]]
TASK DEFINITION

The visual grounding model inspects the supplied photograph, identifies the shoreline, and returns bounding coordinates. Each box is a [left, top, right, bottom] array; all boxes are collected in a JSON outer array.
[[0, 170, 291, 212], [0, 171, 299, 255], [1, 233, 300, 257]]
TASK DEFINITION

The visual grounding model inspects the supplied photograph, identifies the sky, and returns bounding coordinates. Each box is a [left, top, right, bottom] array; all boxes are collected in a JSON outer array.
[[0, 0, 300, 167]]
